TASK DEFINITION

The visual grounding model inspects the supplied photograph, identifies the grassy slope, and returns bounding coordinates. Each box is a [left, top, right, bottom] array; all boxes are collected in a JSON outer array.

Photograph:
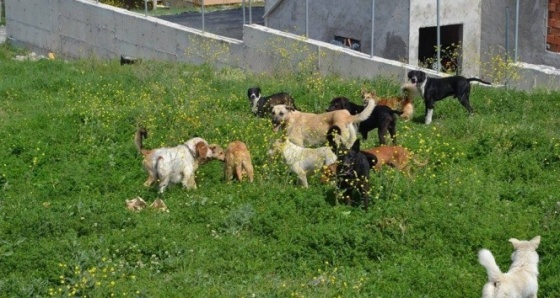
[[0, 44, 559, 297]]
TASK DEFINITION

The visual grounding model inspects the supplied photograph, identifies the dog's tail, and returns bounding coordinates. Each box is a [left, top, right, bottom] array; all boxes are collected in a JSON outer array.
[[478, 249, 503, 282], [467, 78, 492, 85], [135, 127, 150, 156], [352, 98, 376, 123], [400, 83, 417, 103]]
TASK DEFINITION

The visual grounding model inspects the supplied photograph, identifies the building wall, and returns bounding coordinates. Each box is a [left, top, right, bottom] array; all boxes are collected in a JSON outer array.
[[480, 0, 560, 70], [408, 0, 482, 77], [264, 0, 410, 62]]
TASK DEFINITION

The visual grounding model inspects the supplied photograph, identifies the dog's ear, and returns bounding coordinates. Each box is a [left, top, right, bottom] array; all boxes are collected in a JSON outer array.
[[530, 235, 541, 248], [285, 105, 296, 111], [195, 142, 209, 159], [361, 151, 378, 168]]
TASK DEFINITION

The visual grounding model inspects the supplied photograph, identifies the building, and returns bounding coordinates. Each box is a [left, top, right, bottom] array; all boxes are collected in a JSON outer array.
[[263, 0, 560, 80]]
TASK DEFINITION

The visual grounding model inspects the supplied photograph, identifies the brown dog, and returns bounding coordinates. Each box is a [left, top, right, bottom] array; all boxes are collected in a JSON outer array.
[[361, 83, 416, 121], [361, 145, 427, 176], [135, 128, 214, 193], [321, 145, 426, 181], [271, 98, 375, 148], [210, 141, 254, 183]]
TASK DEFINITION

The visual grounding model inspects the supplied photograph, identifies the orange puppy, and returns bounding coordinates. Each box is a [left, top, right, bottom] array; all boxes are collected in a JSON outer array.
[[361, 145, 426, 176], [361, 83, 416, 121], [210, 141, 254, 183]]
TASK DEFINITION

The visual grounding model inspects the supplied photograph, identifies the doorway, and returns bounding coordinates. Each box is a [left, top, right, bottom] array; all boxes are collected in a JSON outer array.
[[418, 24, 463, 73]]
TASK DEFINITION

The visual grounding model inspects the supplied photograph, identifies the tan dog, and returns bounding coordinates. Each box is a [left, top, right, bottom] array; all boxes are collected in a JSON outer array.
[[361, 145, 426, 176], [478, 236, 541, 298], [271, 98, 375, 148], [269, 138, 337, 188], [135, 128, 213, 193], [362, 83, 416, 121], [210, 141, 254, 183]]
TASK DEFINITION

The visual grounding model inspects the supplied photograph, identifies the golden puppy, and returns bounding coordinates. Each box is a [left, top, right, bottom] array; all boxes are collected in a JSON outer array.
[[135, 128, 214, 193], [362, 83, 416, 121], [271, 98, 375, 148], [361, 145, 426, 176], [269, 138, 337, 188], [209, 141, 254, 183]]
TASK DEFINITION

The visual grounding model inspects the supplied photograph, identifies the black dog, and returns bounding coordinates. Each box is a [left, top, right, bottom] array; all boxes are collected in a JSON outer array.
[[407, 70, 491, 124], [247, 87, 297, 117], [327, 126, 377, 210], [326, 96, 402, 145]]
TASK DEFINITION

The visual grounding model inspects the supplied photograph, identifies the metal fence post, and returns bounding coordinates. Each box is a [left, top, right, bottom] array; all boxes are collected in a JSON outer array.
[[305, 0, 308, 37], [371, 0, 375, 57], [202, 0, 205, 32], [436, 0, 441, 73], [514, 0, 519, 61], [242, 0, 246, 25], [505, 6, 509, 61], [144, 0, 148, 16], [249, 0, 252, 24]]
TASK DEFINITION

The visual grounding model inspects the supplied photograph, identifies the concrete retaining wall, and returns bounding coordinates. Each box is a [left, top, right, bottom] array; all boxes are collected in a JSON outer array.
[[4, 0, 560, 91]]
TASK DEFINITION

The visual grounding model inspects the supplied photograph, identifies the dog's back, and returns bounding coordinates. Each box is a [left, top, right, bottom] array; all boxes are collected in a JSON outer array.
[[478, 236, 540, 298]]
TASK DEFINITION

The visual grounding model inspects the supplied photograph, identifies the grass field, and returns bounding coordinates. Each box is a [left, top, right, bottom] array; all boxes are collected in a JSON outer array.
[[0, 43, 559, 297]]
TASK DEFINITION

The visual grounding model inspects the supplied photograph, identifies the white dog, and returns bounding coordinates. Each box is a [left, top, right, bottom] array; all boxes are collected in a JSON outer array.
[[478, 235, 541, 298], [268, 138, 337, 188], [135, 128, 214, 193]]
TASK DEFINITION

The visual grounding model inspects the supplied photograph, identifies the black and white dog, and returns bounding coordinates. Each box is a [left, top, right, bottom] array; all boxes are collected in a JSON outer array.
[[327, 126, 377, 210], [407, 70, 491, 124], [247, 87, 297, 117]]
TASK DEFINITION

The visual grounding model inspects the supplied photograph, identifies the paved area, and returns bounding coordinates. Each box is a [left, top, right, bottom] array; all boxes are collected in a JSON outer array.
[[157, 6, 264, 40]]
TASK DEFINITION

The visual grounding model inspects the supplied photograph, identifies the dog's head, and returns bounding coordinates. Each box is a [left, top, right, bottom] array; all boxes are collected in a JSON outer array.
[[247, 87, 261, 103], [208, 144, 226, 161], [407, 70, 427, 87], [326, 97, 351, 112], [361, 89, 377, 102], [271, 104, 295, 132], [268, 138, 287, 157], [185, 137, 212, 163], [509, 235, 541, 264]]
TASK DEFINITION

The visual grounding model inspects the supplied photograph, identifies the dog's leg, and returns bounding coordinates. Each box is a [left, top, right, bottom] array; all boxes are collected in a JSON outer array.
[[458, 93, 474, 115], [425, 107, 434, 125], [235, 164, 244, 182], [243, 161, 254, 183], [388, 121, 397, 145], [158, 177, 170, 193], [297, 172, 309, 188], [225, 164, 234, 183], [182, 174, 197, 189]]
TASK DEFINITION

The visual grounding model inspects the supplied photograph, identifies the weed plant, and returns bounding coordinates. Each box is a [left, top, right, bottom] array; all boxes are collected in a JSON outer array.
[[0, 43, 559, 297]]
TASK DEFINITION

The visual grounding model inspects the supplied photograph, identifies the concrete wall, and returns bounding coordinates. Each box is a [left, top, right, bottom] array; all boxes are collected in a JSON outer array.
[[5, 0, 244, 68], [4, 0, 560, 91], [264, 0, 410, 62]]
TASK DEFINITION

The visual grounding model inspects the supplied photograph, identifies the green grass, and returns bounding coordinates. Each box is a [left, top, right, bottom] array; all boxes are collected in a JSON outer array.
[[0, 43, 559, 297]]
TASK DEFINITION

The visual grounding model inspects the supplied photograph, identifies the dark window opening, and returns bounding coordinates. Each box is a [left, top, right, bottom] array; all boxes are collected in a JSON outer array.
[[330, 36, 361, 51], [418, 24, 463, 73]]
